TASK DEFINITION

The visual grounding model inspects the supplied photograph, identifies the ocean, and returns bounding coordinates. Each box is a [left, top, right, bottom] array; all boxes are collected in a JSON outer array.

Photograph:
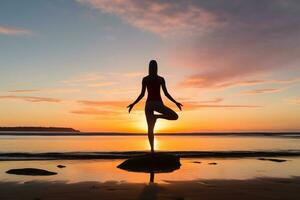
[[1, 134, 300, 184], [0, 134, 299, 153]]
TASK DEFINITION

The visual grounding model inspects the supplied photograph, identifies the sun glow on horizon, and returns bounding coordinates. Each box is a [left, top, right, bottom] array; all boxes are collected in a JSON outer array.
[[134, 113, 174, 134]]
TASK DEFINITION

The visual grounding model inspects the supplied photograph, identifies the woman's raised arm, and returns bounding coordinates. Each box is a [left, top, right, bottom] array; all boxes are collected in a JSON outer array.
[[127, 78, 146, 113], [161, 78, 183, 110]]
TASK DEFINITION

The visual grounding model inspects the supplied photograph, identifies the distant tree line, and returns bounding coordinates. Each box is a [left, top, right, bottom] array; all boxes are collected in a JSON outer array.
[[0, 127, 79, 132]]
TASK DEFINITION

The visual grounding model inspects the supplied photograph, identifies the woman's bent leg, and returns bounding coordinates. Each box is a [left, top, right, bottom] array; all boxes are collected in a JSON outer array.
[[155, 104, 178, 120], [145, 102, 177, 153]]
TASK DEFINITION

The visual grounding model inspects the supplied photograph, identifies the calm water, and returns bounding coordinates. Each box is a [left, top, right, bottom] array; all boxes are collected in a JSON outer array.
[[0, 135, 300, 184], [0, 135, 299, 153]]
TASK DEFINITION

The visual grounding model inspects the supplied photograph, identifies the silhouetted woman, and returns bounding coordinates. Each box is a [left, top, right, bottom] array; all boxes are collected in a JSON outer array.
[[127, 60, 182, 153]]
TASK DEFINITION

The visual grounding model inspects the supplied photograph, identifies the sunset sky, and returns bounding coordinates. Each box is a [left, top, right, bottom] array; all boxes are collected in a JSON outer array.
[[1, 0, 300, 132]]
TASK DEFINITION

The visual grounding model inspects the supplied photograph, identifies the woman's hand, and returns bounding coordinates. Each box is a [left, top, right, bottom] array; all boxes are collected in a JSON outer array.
[[127, 103, 135, 113], [175, 102, 183, 111]]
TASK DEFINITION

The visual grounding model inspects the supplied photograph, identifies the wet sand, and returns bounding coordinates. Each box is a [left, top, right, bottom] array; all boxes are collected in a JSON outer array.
[[0, 177, 299, 200], [1, 157, 300, 199]]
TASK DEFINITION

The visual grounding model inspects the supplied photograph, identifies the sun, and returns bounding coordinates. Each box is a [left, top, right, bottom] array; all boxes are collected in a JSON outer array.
[[153, 120, 168, 133], [136, 116, 168, 133]]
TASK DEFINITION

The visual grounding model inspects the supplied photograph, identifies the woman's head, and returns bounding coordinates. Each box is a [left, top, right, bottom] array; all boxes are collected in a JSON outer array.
[[149, 60, 158, 76]]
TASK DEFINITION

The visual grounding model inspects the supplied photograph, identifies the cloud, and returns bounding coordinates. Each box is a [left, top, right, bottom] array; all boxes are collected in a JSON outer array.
[[8, 90, 38, 93], [77, 0, 220, 37], [180, 78, 267, 89], [123, 72, 144, 78], [180, 76, 298, 93], [78, 100, 129, 107], [271, 78, 300, 84], [78, 98, 261, 111], [87, 81, 116, 87], [183, 101, 262, 110], [40, 88, 80, 94], [77, 99, 148, 111], [8, 88, 80, 94], [77, 1, 300, 90], [197, 97, 223, 104], [288, 97, 300, 105], [97, 88, 136, 95], [73, 100, 131, 116], [167, 1, 300, 89], [0, 95, 61, 103], [180, 76, 300, 90], [70, 107, 119, 115], [62, 73, 117, 88], [241, 88, 282, 95], [0, 26, 32, 36], [62, 73, 102, 85]]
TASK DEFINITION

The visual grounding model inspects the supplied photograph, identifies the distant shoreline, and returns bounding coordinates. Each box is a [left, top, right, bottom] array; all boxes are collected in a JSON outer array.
[[0, 132, 299, 136], [0, 127, 79, 132]]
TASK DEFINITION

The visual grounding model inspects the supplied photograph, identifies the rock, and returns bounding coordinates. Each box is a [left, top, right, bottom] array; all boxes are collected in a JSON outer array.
[[257, 158, 287, 162], [57, 165, 66, 168], [118, 153, 181, 173], [208, 162, 217, 165], [6, 168, 57, 176], [192, 161, 202, 164]]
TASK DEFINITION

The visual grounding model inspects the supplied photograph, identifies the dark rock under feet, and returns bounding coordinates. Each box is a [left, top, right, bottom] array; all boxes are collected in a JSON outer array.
[[118, 153, 181, 173]]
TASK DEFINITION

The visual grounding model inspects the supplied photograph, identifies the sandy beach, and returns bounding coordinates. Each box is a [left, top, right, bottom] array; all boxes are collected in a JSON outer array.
[[1, 156, 300, 200], [1, 177, 300, 200]]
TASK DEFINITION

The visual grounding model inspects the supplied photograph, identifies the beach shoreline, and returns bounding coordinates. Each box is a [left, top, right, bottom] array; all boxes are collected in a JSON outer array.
[[1, 177, 299, 200], [1, 151, 300, 161], [1, 157, 300, 199]]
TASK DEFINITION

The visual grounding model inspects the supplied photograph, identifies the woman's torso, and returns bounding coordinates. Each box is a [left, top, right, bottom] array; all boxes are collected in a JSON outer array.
[[145, 75, 163, 103]]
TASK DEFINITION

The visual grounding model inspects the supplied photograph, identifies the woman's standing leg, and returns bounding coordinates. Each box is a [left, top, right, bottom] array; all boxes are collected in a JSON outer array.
[[145, 103, 156, 153]]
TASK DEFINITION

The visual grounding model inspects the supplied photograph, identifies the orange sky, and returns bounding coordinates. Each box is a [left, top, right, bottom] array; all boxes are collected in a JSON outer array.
[[1, 0, 300, 132]]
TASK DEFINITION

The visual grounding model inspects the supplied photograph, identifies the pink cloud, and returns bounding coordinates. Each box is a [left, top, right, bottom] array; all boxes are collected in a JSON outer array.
[[77, 0, 220, 37], [179, 76, 268, 89], [8, 90, 38, 93], [271, 78, 300, 84], [180, 76, 300, 89], [77, 1, 300, 89], [62, 73, 102, 85], [78, 100, 129, 107], [288, 97, 300, 105], [8, 88, 80, 94], [0, 95, 61, 103], [70, 107, 120, 115], [0, 26, 32, 36], [161, 1, 300, 90], [197, 97, 223, 104], [183, 101, 262, 110], [241, 88, 282, 95], [87, 82, 116, 87], [123, 72, 144, 77]]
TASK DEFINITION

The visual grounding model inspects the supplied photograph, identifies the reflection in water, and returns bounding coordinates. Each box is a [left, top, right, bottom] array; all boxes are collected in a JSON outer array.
[[138, 173, 160, 200], [117, 153, 181, 200], [150, 172, 154, 183], [1, 158, 300, 184]]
